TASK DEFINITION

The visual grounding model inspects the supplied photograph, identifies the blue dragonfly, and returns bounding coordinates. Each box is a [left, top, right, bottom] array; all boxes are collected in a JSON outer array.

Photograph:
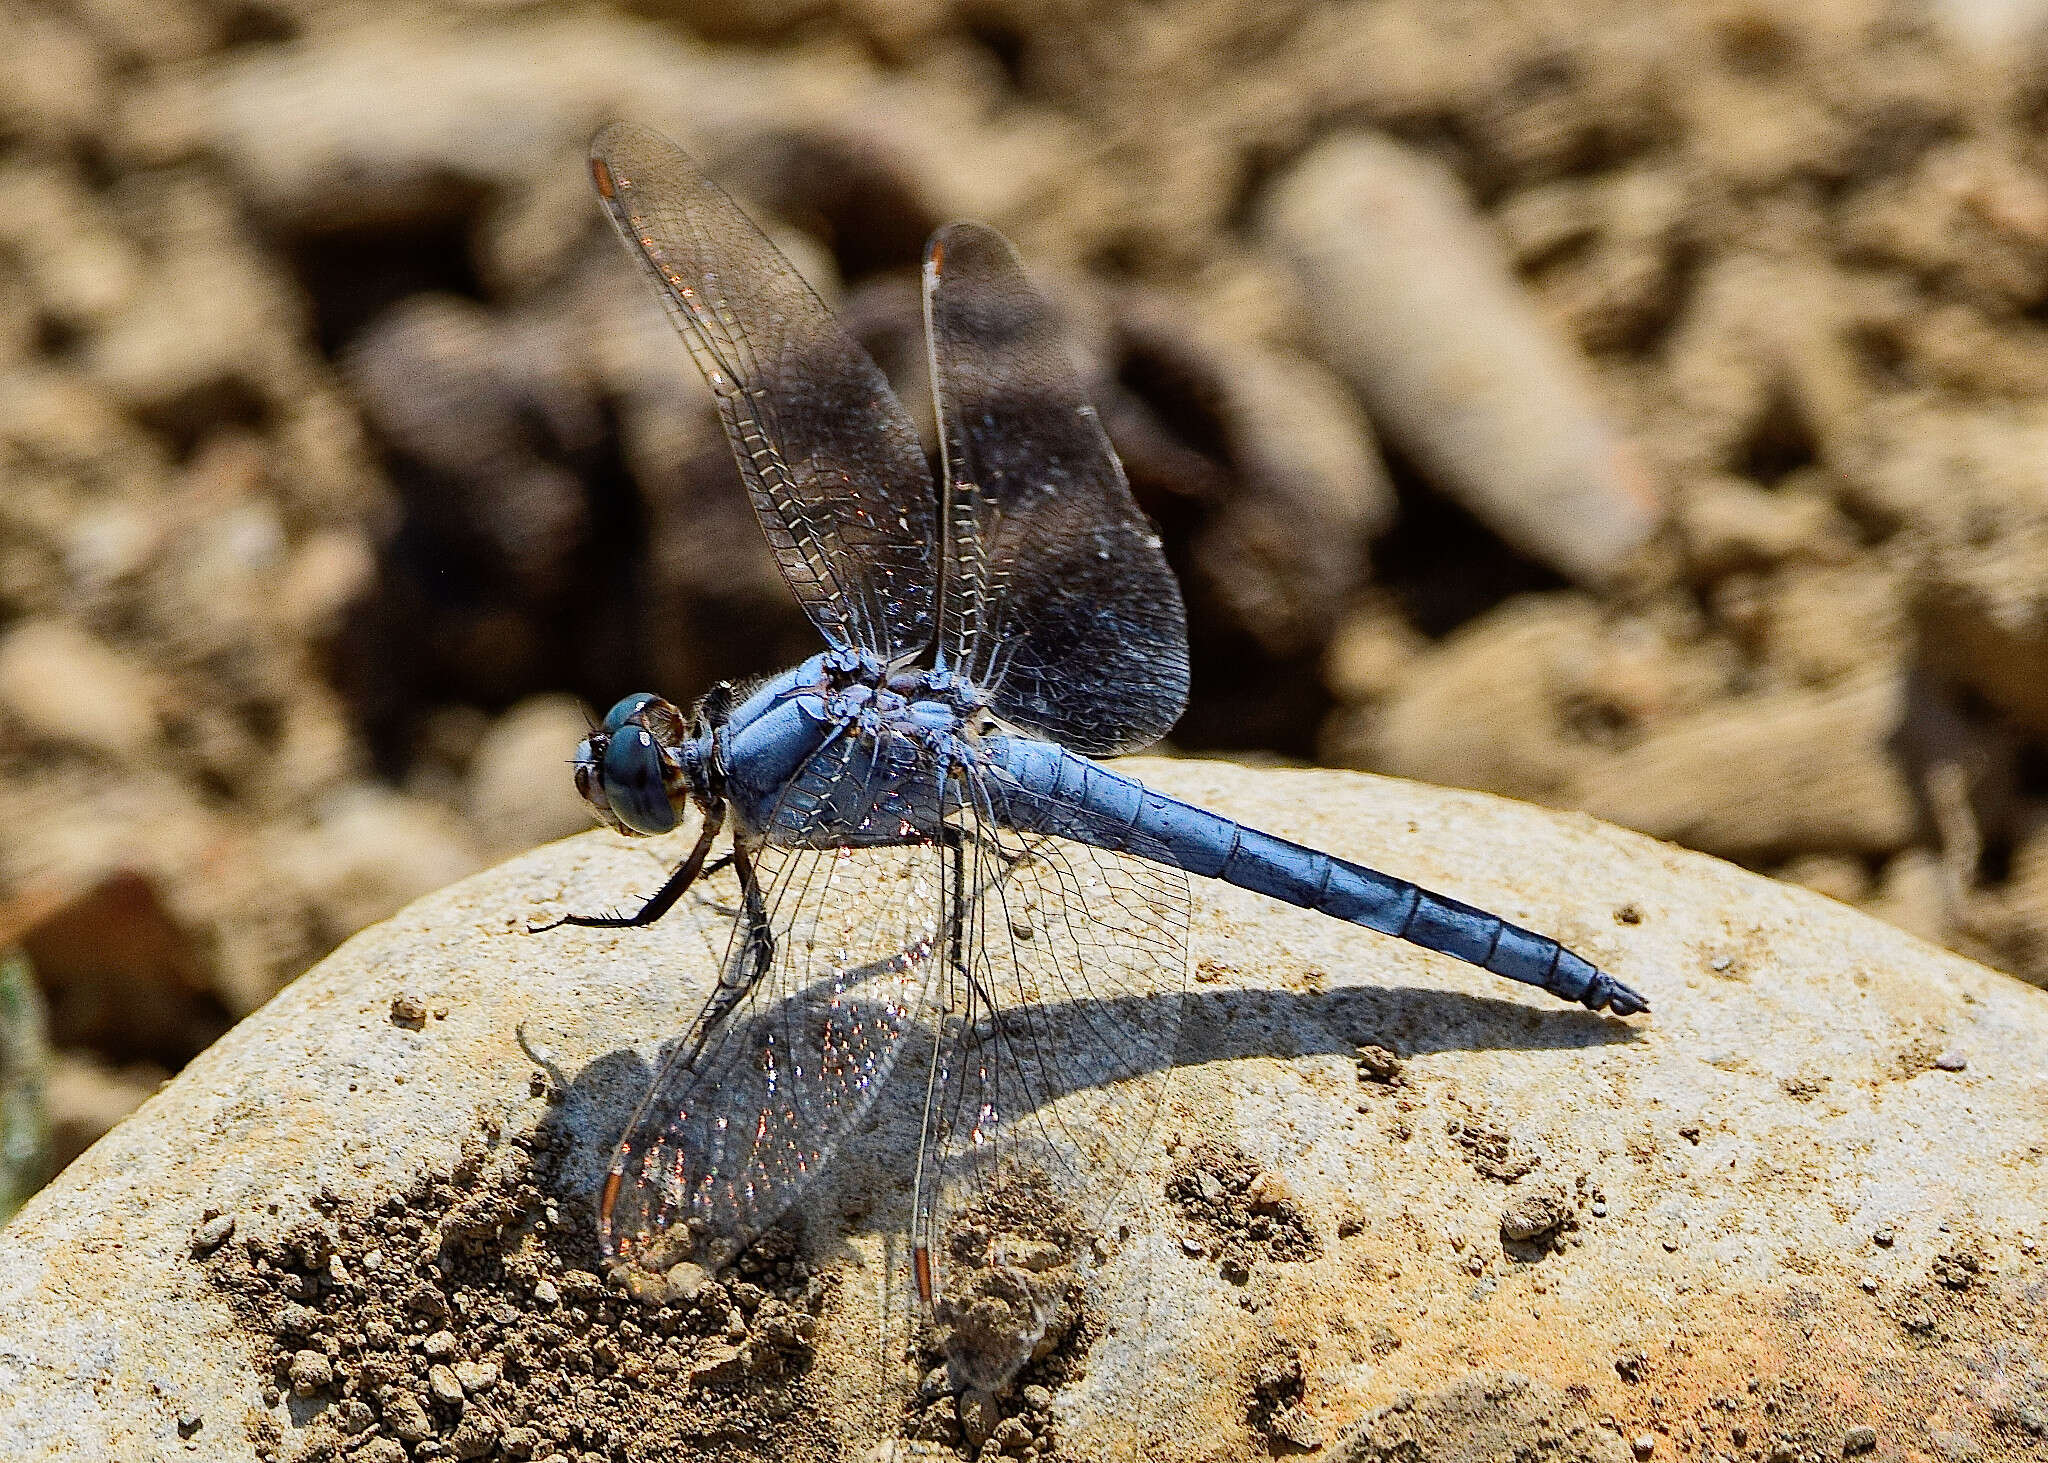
[[558, 123, 1648, 1388]]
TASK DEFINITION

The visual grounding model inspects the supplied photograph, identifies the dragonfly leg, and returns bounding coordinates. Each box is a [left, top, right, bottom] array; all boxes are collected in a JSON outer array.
[[535, 801, 726, 931], [938, 824, 970, 977], [730, 839, 775, 986], [939, 824, 1010, 1048], [680, 836, 778, 1066]]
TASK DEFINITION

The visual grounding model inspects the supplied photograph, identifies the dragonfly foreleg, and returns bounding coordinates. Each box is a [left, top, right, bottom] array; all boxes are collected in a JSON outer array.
[[536, 801, 727, 932]]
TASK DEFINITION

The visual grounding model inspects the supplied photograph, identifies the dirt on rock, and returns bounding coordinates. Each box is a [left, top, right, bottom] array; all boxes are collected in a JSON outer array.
[[1167, 1140, 1323, 1286], [1331, 1371, 1629, 1463], [200, 1124, 1095, 1463], [202, 1130, 846, 1463]]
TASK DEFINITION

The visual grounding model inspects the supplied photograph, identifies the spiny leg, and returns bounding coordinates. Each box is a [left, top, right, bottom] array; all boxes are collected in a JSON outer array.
[[939, 823, 1008, 1048], [534, 801, 727, 932], [940, 823, 970, 978], [730, 839, 775, 987], [677, 837, 779, 1070]]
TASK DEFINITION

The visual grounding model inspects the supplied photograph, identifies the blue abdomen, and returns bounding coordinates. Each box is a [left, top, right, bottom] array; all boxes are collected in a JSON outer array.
[[979, 737, 1645, 1015]]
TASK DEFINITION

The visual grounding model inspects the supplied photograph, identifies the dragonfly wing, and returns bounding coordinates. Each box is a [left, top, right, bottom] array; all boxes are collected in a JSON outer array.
[[924, 223, 1189, 755], [911, 769, 1190, 1390], [592, 123, 937, 660], [601, 833, 949, 1274]]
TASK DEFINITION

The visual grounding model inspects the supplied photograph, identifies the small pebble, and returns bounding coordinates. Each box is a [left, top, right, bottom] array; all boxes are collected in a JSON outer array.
[[333, 1399, 374, 1435], [1633, 1434, 1657, 1460], [1355, 1044, 1404, 1084], [1499, 1188, 1570, 1242], [664, 1262, 708, 1304], [688, 1341, 745, 1387], [428, 1364, 465, 1406], [1873, 1226, 1895, 1247], [1591, 1201, 1608, 1218], [452, 1359, 499, 1395], [273, 1303, 319, 1338], [384, 1392, 433, 1442], [1843, 1423, 1878, 1454], [390, 992, 429, 1027], [287, 1350, 332, 1396], [992, 1417, 1034, 1451], [1934, 1050, 1967, 1072], [423, 1329, 458, 1359], [1267, 1403, 1324, 1450], [449, 1412, 499, 1460], [957, 1389, 998, 1448], [532, 1278, 560, 1307], [176, 1412, 202, 1438], [189, 1214, 235, 1256], [357, 1442, 407, 1463], [1710, 956, 1732, 972]]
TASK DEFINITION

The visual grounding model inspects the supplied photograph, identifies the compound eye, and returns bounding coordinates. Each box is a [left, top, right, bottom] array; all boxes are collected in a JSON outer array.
[[602, 692, 661, 735], [600, 726, 678, 834]]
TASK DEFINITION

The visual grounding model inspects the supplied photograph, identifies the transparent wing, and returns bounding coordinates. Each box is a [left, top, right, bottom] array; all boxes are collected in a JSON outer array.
[[592, 122, 937, 660], [600, 832, 949, 1274], [924, 223, 1190, 755], [912, 767, 1190, 1391]]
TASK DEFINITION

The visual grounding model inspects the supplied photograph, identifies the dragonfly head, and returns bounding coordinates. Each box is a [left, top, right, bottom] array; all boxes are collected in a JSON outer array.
[[574, 692, 704, 836]]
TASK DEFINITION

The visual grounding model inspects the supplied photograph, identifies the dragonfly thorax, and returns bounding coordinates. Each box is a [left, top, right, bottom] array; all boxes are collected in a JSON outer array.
[[709, 653, 996, 846]]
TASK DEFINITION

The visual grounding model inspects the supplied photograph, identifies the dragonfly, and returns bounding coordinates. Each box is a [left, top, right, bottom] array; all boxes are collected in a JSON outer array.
[[554, 122, 1649, 1392]]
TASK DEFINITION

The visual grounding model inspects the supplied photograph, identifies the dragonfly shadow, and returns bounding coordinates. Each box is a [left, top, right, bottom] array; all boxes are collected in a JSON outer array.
[[1175, 980, 1641, 1066], [527, 975, 1638, 1244]]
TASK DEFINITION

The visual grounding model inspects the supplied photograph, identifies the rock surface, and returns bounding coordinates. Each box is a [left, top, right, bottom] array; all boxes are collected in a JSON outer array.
[[2, 759, 2045, 1462]]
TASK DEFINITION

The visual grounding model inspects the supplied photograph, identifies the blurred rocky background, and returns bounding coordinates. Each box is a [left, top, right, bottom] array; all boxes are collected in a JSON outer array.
[[5, 0, 2048, 1204]]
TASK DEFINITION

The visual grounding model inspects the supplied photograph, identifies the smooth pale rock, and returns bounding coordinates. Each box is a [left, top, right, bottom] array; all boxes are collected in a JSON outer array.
[[0, 619, 161, 759], [1261, 134, 1662, 586], [2, 760, 2045, 1461], [1571, 673, 1921, 862]]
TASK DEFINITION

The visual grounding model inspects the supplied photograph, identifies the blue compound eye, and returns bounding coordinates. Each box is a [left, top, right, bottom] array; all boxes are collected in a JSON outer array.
[[603, 692, 661, 734], [601, 726, 678, 834]]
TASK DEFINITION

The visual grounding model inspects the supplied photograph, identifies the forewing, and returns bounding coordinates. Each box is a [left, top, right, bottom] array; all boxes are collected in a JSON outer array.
[[600, 834, 948, 1274], [912, 772, 1189, 1390], [592, 123, 937, 659], [924, 223, 1189, 754]]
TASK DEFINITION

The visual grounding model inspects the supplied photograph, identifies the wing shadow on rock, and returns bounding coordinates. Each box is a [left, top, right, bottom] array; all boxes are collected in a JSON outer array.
[[529, 976, 1642, 1247]]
